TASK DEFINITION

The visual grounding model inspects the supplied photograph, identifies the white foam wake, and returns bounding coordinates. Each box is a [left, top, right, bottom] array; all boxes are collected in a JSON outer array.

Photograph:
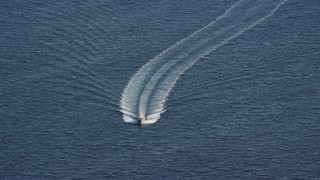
[[120, 0, 288, 125]]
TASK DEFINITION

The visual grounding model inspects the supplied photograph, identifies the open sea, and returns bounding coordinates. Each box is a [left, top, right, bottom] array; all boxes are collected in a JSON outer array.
[[1, 0, 319, 179]]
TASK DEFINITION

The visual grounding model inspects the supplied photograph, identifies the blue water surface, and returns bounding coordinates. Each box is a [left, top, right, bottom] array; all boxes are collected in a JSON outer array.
[[1, 0, 319, 179]]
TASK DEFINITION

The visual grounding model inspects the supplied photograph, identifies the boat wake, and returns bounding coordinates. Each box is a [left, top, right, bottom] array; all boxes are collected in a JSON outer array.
[[120, 0, 288, 125]]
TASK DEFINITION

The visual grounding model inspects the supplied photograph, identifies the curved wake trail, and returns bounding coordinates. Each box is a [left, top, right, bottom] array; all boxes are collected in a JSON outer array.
[[120, 0, 288, 125]]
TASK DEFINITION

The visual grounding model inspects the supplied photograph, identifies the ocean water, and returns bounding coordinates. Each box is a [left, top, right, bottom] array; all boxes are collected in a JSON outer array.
[[1, 0, 320, 179]]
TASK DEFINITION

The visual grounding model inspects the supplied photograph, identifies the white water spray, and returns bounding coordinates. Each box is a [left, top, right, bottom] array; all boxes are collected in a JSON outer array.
[[120, 0, 288, 125]]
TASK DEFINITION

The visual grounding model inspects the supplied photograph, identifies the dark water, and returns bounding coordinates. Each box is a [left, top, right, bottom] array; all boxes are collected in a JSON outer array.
[[1, 0, 319, 179]]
